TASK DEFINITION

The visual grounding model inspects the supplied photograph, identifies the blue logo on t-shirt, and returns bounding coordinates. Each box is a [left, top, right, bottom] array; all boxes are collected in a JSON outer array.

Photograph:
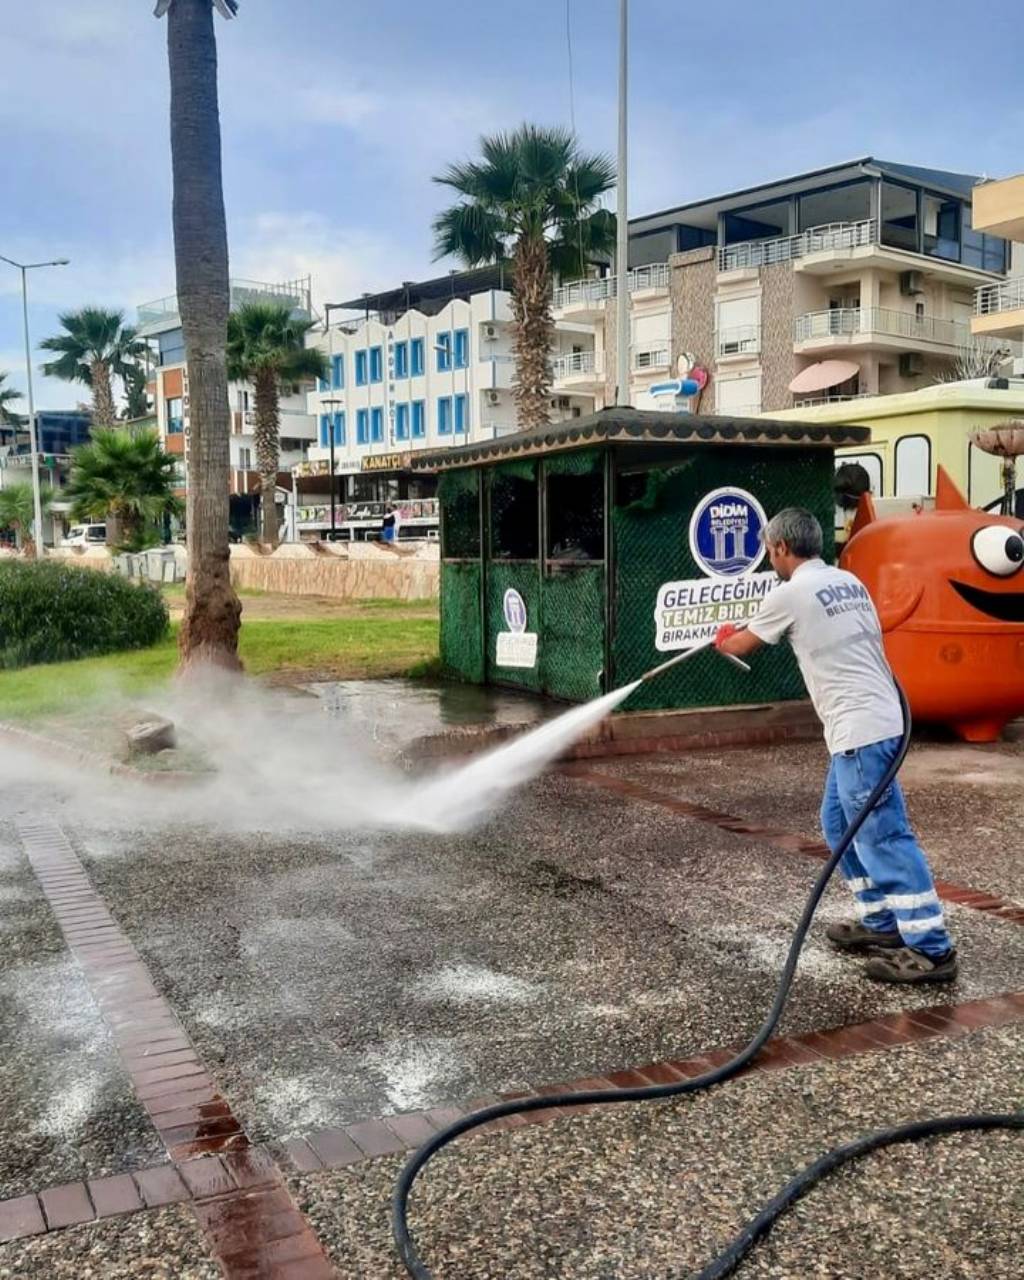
[[689, 487, 768, 578]]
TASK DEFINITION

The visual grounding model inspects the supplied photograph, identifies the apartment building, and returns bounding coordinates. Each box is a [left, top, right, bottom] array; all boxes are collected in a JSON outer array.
[[971, 172, 1024, 356], [299, 267, 594, 538], [136, 277, 317, 532], [552, 157, 1021, 418]]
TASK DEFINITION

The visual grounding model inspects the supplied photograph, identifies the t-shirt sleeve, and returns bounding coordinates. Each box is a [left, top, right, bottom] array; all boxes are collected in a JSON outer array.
[[748, 582, 794, 646]]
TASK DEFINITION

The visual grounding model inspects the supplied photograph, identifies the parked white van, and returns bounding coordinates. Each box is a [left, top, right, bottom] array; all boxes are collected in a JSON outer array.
[[62, 524, 107, 547]]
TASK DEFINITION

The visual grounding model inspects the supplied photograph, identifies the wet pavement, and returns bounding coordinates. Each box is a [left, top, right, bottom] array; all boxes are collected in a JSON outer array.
[[0, 703, 1022, 1277]]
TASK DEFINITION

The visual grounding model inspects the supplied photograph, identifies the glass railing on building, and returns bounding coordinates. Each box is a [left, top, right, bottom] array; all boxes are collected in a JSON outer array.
[[719, 221, 876, 272], [975, 277, 1024, 316], [552, 350, 604, 379], [552, 263, 670, 310], [715, 325, 761, 357], [795, 306, 1021, 353]]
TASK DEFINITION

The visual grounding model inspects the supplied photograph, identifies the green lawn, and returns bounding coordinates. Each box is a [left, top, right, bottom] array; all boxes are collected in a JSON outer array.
[[0, 615, 439, 722]]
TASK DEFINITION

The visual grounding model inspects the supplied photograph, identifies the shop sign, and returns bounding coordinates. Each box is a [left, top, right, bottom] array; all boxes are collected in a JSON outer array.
[[654, 486, 775, 653], [361, 451, 411, 473], [496, 587, 538, 667]]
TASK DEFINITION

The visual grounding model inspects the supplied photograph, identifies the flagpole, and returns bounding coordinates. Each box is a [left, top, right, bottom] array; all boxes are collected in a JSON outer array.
[[615, 0, 629, 406]]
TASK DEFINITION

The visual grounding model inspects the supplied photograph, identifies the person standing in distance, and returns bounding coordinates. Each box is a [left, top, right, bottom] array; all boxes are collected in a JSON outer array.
[[716, 507, 957, 985]]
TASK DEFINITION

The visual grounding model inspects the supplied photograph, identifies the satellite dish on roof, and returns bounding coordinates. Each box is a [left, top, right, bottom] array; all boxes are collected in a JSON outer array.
[[677, 353, 696, 378]]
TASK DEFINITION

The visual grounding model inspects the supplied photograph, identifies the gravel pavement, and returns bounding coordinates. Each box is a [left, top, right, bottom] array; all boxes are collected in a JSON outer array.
[[293, 1023, 1024, 1280]]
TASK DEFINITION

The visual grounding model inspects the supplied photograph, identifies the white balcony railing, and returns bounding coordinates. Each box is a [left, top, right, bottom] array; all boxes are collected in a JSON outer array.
[[975, 277, 1024, 316], [795, 306, 1020, 352], [719, 221, 876, 272], [552, 263, 670, 310], [716, 325, 761, 357], [631, 344, 670, 372], [552, 350, 604, 379]]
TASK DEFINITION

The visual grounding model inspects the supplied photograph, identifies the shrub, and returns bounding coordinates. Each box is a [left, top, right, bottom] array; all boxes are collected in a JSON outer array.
[[0, 561, 169, 669]]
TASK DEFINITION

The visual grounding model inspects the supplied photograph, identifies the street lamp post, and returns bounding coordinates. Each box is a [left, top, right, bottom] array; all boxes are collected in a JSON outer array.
[[322, 397, 343, 539], [0, 254, 70, 550]]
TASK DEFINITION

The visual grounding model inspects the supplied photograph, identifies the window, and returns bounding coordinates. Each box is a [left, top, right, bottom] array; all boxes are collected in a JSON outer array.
[[394, 341, 408, 378], [437, 396, 453, 434], [318, 375, 330, 392], [331, 354, 344, 389], [395, 403, 410, 440], [547, 471, 604, 561], [490, 468, 538, 559], [715, 296, 760, 355], [410, 338, 425, 376], [715, 373, 761, 416], [454, 393, 468, 434], [333, 411, 346, 445], [436, 332, 452, 372], [963, 224, 1007, 273], [411, 400, 426, 438], [239, 447, 252, 470], [453, 328, 469, 368], [355, 350, 368, 386], [922, 194, 959, 262], [319, 414, 330, 447], [839, 452, 884, 497], [894, 435, 931, 497], [880, 182, 918, 252], [356, 408, 369, 444], [369, 346, 383, 383], [167, 397, 184, 434], [371, 407, 384, 442]]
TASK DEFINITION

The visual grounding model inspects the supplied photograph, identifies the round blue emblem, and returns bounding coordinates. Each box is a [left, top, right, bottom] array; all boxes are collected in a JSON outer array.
[[503, 588, 528, 633], [688, 486, 768, 578]]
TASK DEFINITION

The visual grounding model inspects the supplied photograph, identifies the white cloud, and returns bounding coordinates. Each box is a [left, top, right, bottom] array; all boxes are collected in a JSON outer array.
[[295, 87, 385, 128]]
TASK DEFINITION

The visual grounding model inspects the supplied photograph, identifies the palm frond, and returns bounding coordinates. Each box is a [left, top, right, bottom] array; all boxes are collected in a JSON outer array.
[[432, 204, 508, 266]]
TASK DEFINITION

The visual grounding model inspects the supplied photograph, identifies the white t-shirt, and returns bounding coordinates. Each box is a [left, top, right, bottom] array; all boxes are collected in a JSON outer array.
[[747, 559, 904, 755]]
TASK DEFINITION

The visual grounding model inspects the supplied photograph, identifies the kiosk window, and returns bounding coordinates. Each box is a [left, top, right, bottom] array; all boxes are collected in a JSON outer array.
[[547, 472, 604, 561], [490, 472, 538, 559]]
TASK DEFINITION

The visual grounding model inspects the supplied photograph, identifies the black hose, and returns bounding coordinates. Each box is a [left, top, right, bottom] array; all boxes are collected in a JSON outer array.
[[392, 685, 1022, 1278]]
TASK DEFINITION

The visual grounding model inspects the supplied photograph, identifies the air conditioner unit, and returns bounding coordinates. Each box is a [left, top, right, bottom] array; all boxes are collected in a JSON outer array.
[[483, 324, 498, 341], [486, 390, 501, 407], [899, 352, 924, 377], [899, 270, 924, 297]]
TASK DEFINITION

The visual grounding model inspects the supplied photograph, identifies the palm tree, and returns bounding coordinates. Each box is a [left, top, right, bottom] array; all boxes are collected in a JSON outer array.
[[65, 428, 182, 550], [0, 482, 51, 557], [227, 302, 326, 544], [433, 125, 616, 428], [39, 308, 147, 427], [0, 372, 26, 448], [157, 0, 242, 671]]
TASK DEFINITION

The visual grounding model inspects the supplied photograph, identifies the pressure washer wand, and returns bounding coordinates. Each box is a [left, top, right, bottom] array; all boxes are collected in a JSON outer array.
[[640, 634, 750, 684]]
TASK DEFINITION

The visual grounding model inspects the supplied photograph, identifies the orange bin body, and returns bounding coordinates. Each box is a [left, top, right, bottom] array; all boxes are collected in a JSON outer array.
[[840, 468, 1024, 742]]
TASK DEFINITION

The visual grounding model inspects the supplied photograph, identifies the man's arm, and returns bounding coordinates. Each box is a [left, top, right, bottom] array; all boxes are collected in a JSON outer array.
[[715, 624, 765, 658]]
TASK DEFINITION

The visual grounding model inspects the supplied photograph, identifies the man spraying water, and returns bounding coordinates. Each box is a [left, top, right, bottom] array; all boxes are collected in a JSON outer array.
[[716, 507, 958, 985]]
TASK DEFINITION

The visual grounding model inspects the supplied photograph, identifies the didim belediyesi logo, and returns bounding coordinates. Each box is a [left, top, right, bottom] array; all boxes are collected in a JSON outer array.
[[503, 588, 527, 633], [688, 487, 768, 578]]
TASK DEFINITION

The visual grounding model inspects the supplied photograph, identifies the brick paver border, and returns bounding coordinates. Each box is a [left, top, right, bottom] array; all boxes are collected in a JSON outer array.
[[565, 766, 1024, 926], [6, 987, 1022, 1248], [13, 820, 334, 1279]]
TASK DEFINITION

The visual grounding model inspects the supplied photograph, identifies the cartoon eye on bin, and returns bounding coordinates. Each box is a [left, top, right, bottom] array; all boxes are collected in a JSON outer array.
[[971, 526, 1024, 577]]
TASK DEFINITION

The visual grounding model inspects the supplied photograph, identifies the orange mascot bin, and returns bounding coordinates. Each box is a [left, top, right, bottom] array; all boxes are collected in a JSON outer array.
[[840, 466, 1024, 742]]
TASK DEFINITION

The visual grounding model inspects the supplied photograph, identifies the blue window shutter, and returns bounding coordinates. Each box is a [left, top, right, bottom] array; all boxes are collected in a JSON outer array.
[[454, 328, 469, 368], [371, 407, 384, 441], [438, 397, 452, 434], [395, 404, 409, 440], [334, 412, 345, 445], [331, 354, 344, 389], [436, 333, 452, 372], [355, 350, 367, 386], [319, 415, 330, 447], [454, 393, 468, 433], [370, 347, 383, 382], [357, 408, 368, 443], [412, 401, 425, 438], [394, 342, 408, 378], [318, 376, 329, 392], [411, 338, 424, 376]]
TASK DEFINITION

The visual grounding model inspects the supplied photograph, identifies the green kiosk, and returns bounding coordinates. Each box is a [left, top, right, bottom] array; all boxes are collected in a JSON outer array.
[[414, 409, 869, 714]]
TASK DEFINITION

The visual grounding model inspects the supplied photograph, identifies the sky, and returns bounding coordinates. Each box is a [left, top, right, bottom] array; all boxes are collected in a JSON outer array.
[[1, 0, 1022, 411]]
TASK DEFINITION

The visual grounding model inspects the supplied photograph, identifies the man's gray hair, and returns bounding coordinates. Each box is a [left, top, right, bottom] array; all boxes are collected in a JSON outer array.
[[763, 508, 823, 558]]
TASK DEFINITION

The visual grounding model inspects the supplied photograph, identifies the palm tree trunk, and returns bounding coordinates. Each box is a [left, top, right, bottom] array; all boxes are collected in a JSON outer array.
[[252, 365, 280, 545], [90, 360, 117, 427], [166, 0, 242, 672], [511, 233, 554, 429]]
